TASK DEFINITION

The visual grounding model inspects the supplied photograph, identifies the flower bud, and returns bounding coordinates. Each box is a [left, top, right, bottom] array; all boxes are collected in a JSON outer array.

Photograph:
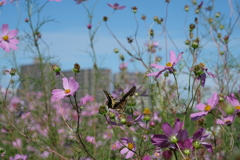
[[184, 5, 189, 12], [131, 6, 138, 13], [189, 24, 195, 31], [72, 63, 80, 73], [223, 35, 229, 43], [164, 71, 169, 77], [99, 105, 108, 115], [153, 16, 158, 21], [191, 40, 199, 49], [220, 25, 224, 30], [149, 121, 156, 127], [52, 64, 61, 72], [108, 112, 116, 119], [162, 150, 172, 160], [114, 48, 119, 53], [120, 117, 127, 124], [185, 39, 190, 45], [193, 64, 204, 76], [143, 115, 150, 121], [216, 12, 221, 18], [195, 9, 199, 14], [141, 15, 146, 20], [119, 54, 125, 61], [103, 16, 108, 21], [195, 17, 198, 23], [149, 29, 154, 36], [219, 51, 224, 55], [25, 18, 29, 22], [87, 24, 92, 29], [9, 68, 16, 76], [193, 140, 201, 149], [127, 96, 136, 107], [208, 18, 213, 24], [217, 33, 221, 39], [127, 37, 133, 43], [192, 0, 197, 5], [189, 32, 194, 39]]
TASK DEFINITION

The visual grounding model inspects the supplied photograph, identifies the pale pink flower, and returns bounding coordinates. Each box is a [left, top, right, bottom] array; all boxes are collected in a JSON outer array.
[[52, 77, 79, 100], [0, 0, 6, 6], [12, 139, 22, 148], [107, 3, 125, 10], [0, 24, 19, 52], [86, 136, 95, 144]]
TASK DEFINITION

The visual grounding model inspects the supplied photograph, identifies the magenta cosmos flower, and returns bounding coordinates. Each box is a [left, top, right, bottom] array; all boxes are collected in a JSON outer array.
[[107, 3, 126, 10], [147, 51, 183, 78], [75, 0, 87, 4], [120, 137, 136, 159], [151, 119, 184, 149], [192, 128, 213, 153], [52, 77, 79, 100], [0, 24, 19, 52], [190, 92, 219, 121], [215, 115, 235, 126]]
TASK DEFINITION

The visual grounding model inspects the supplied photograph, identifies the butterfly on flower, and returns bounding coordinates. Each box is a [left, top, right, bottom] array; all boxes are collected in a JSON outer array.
[[103, 86, 136, 114]]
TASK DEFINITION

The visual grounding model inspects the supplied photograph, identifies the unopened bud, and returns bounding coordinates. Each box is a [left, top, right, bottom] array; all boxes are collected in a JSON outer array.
[[184, 5, 189, 12], [99, 105, 108, 115], [153, 16, 158, 22], [208, 18, 213, 24], [131, 6, 138, 13], [185, 39, 190, 45], [141, 15, 146, 20], [216, 12, 221, 18], [103, 16, 108, 21], [52, 64, 61, 72], [114, 48, 119, 53], [119, 54, 125, 61], [72, 63, 80, 73]]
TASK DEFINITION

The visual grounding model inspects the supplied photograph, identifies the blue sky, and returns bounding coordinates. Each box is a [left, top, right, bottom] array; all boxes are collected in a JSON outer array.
[[0, 0, 239, 88]]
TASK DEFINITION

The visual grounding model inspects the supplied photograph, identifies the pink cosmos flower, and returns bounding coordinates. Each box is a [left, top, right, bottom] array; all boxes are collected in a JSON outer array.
[[51, 77, 79, 100], [75, 0, 87, 4], [107, 3, 125, 10], [10, 154, 28, 160], [111, 141, 123, 150], [145, 41, 159, 53], [79, 94, 94, 105], [147, 51, 183, 78], [0, 0, 6, 6], [190, 92, 219, 121], [119, 63, 127, 70], [120, 137, 136, 159], [215, 115, 235, 126], [0, 24, 19, 52], [226, 93, 240, 115]]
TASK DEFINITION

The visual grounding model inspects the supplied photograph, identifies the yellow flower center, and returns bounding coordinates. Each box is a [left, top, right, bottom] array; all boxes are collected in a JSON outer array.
[[236, 106, 240, 110], [65, 89, 71, 94], [128, 143, 134, 150], [166, 62, 172, 67], [2, 35, 9, 41], [204, 105, 212, 112], [225, 119, 230, 123], [143, 108, 151, 115], [199, 63, 205, 68]]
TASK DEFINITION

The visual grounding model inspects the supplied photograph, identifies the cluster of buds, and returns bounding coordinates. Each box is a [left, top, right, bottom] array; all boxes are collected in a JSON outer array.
[[153, 16, 164, 24]]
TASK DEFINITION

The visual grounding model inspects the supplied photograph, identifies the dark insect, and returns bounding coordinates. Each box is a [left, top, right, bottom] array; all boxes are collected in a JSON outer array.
[[103, 86, 136, 114]]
